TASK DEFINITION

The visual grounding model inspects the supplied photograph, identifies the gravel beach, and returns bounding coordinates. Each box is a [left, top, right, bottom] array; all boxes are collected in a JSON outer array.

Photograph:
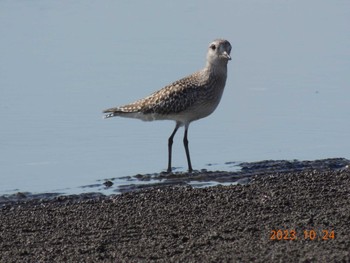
[[1, 160, 350, 262]]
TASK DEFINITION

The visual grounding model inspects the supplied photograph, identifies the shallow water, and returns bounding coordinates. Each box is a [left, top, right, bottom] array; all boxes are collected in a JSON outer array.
[[1, 1, 349, 195]]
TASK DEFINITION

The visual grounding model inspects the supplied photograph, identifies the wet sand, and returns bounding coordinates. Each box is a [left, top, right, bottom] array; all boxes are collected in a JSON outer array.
[[1, 160, 350, 262]]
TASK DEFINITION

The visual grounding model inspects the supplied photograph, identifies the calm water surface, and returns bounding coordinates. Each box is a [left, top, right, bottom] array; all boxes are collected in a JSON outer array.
[[1, 1, 349, 194]]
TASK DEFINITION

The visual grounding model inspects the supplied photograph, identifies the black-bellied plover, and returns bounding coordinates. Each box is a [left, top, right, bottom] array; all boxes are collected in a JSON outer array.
[[103, 39, 232, 173]]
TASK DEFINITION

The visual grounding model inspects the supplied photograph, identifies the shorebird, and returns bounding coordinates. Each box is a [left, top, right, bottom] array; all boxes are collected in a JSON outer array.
[[103, 39, 232, 173]]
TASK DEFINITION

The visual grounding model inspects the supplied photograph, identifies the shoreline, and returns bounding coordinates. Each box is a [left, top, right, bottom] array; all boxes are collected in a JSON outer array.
[[1, 158, 349, 203], [1, 163, 350, 262]]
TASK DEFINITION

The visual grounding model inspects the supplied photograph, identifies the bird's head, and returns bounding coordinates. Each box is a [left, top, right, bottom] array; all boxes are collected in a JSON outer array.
[[206, 39, 232, 66]]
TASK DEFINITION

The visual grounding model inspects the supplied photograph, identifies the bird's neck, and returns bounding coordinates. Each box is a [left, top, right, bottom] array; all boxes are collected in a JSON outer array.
[[205, 61, 228, 77]]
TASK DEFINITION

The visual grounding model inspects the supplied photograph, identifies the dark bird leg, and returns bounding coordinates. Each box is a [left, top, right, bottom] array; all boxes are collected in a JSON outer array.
[[183, 124, 193, 172], [167, 123, 180, 172]]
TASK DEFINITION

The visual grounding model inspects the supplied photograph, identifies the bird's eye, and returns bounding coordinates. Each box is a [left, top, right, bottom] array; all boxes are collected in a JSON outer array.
[[210, 44, 216, 50]]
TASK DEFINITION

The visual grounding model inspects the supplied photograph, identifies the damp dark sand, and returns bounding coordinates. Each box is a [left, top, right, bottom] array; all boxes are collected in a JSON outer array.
[[1, 158, 350, 262]]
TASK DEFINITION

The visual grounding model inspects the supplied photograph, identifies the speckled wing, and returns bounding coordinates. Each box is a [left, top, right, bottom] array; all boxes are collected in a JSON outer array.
[[104, 71, 214, 117]]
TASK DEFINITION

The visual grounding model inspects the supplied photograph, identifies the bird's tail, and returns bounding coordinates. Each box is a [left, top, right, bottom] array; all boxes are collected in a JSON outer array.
[[102, 106, 140, 119], [102, 107, 122, 119], [103, 112, 116, 119], [103, 108, 121, 119]]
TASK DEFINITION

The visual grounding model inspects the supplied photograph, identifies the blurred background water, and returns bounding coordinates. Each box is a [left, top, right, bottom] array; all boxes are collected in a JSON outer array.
[[1, 0, 349, 195]]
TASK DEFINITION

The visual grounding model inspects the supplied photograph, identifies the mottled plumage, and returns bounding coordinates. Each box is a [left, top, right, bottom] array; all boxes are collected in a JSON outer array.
[[103, 39, 232, 172]]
